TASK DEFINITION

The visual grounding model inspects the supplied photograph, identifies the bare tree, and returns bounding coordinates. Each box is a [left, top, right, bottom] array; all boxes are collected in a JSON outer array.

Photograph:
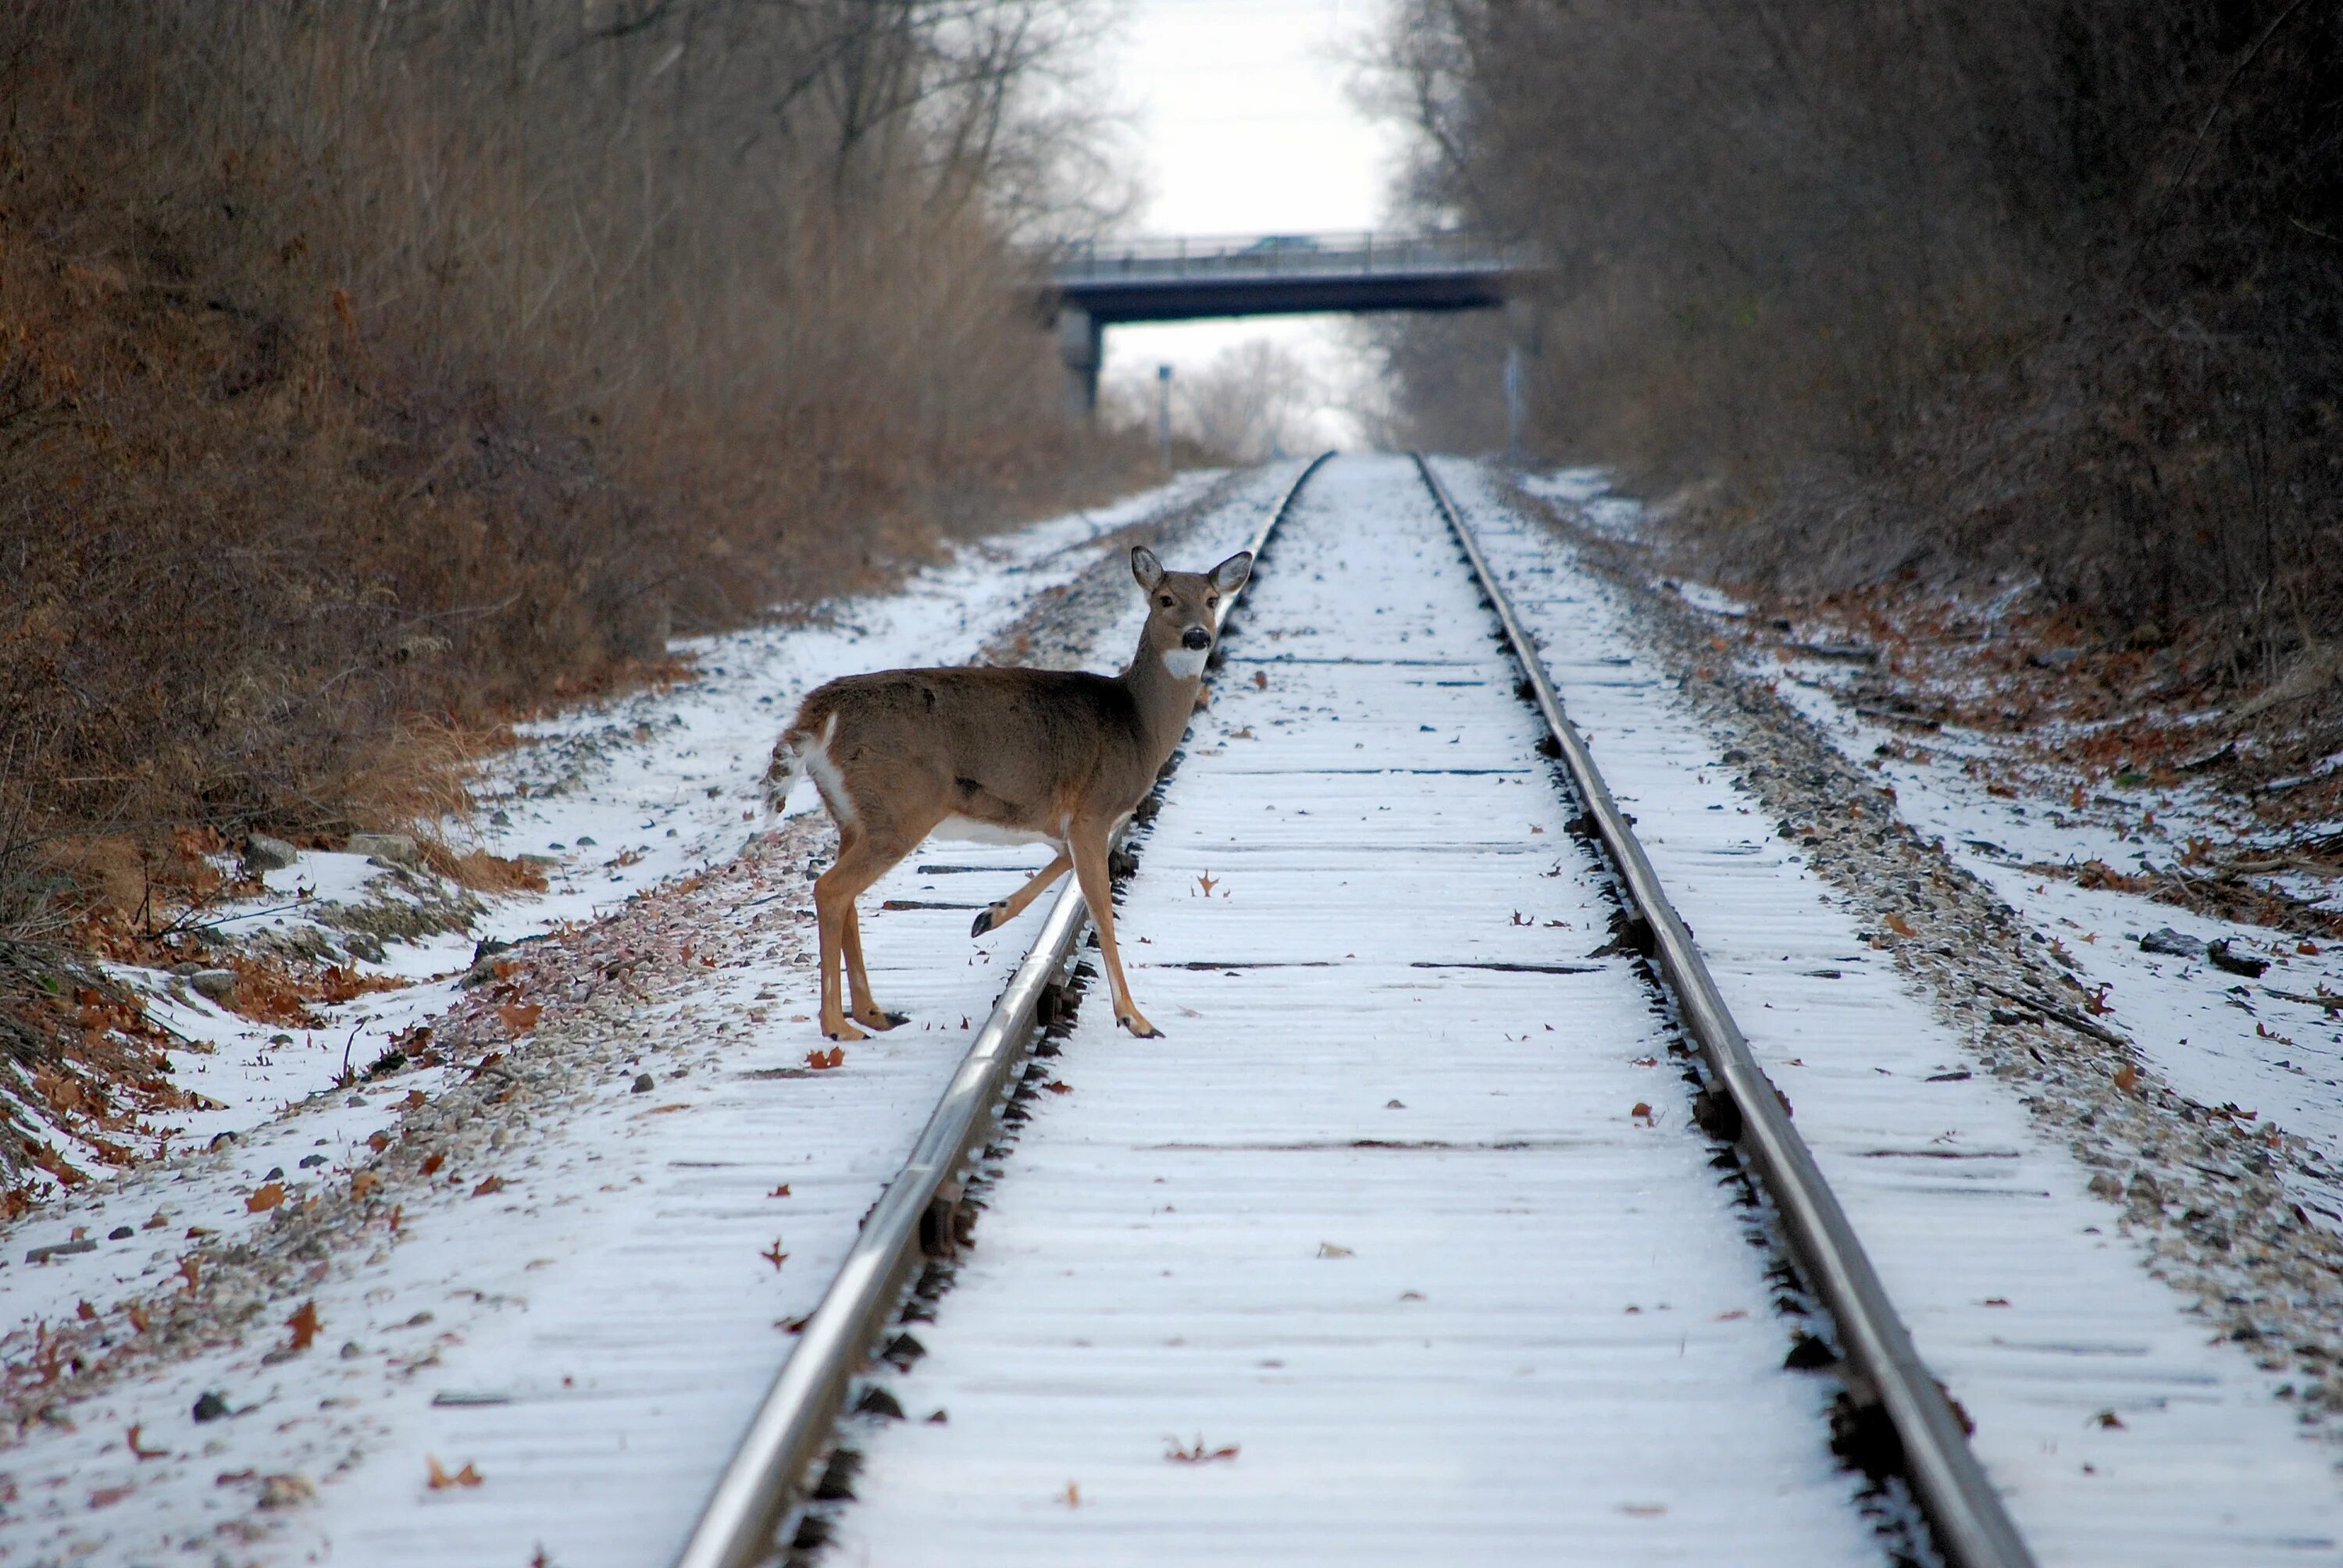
[[1364, 0, 2343, 672], [1176, 340, 1322, 463]]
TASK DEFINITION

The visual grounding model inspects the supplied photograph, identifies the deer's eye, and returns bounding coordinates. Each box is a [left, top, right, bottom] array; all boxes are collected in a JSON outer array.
[[1206, 595, 1218, 608], [1157, 595, 1175, 608]]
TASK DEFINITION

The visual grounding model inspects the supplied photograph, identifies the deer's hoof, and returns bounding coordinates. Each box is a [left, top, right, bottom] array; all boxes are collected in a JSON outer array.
[[856, 1008, 909, 1032], [971, 905, 1003, 938], [822, 1020, 869, 1043], [1117, 1013, 1164, 1040]]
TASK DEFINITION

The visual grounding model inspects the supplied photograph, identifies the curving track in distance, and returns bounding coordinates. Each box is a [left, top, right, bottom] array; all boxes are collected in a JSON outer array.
[[676, 454, 2032, 1568]]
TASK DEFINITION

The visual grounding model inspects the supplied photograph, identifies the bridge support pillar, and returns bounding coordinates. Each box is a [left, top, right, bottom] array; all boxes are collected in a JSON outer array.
[[1503, 297, 1542, 465], [1057, 305, 1103, 419]]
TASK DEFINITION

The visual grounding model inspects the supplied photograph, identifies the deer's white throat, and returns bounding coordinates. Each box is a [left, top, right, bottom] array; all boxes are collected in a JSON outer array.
[[1160, 646, 1209, 680]]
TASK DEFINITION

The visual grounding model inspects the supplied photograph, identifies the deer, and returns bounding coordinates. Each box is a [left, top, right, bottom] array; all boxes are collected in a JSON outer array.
[[765, 545, 1253, 1042]]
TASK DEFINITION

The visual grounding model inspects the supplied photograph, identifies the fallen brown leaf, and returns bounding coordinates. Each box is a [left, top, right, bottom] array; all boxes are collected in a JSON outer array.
[[419, 1152, 445, 1178], [498, 1002, 542, 1034], [471, 1175, 507, 1198], [245, 1182, 286, 1213], [2111, 1064, 2139, 1093], [761, 1239, 789, 1270], [1164, 1434, 1239, 1463], [128, 1423, 168, 1460], [1885, 914, 1917, 938], [350, 1171, 382, 1200], [285, 1299, 320, 1352], [426, 1454, 483, 1489]]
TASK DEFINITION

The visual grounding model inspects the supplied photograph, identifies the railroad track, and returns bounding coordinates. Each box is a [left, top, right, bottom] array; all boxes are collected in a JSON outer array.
[[676, 454, 2033, 1568]]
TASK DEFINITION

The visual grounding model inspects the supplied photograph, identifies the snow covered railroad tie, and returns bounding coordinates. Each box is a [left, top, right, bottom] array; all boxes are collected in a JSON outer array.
[[683, 454, 2032, 1568]]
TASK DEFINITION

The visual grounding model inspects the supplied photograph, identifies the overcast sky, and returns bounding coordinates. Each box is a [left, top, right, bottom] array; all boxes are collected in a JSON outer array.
[[1096, 0, 1403, 443]]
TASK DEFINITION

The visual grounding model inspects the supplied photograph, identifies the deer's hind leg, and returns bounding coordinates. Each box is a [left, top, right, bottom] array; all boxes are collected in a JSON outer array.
[[840, 900, 908, 1033], [812, 822, 915, 1041]]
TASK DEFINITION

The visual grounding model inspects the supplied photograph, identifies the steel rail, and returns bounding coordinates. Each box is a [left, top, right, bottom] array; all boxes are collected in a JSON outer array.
[[672, 452, 1335, 1568], [1413, 453, 2037, 1568]]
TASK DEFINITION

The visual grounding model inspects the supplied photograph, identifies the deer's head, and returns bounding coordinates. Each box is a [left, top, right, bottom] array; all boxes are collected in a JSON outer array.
[[1132, 546, 1252, 679]]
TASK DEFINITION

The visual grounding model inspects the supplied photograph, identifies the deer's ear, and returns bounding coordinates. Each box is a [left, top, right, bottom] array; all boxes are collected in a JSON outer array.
[[1131, 546, 1166, 591], [1209, 551, 1253, 593]]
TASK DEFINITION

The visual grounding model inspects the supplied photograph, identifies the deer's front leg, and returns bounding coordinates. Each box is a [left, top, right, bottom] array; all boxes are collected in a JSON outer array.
[[972, 850, 1072, 937], [1068, 829, 1158, 1039]]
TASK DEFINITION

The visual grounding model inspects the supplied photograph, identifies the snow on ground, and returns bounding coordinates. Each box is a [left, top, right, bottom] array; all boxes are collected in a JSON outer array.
[[1763, 686, 2343, 1225], [1448, 457, 2343, 1562], [1517, 469, 2343, 1231], [0, 469, 1225, 1303], [0, 465, 1284, 1564], [12, 453, 2339, 1565], [1518, 467, 1641, 539]]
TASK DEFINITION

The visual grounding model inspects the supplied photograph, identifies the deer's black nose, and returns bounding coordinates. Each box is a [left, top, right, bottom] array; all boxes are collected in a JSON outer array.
[[1181, 627, 1211, 651]]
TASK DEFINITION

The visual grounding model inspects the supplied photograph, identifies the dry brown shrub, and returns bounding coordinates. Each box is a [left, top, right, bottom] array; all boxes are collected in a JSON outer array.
[[416, 842, 548, 897], [1371, 0, 2343, 722], [0, 0, 1147, 1177], [0, 0, 1130, 902]]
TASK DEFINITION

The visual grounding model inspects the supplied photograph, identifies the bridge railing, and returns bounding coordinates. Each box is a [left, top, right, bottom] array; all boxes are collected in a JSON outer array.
[[1050, 230, 1530, 284]]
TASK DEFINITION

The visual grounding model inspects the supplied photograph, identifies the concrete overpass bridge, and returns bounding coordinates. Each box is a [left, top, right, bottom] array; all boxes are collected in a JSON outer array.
[[1043, 230, 1544, 429]]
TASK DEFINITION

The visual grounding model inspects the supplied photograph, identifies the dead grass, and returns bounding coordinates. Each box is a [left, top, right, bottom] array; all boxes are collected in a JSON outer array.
[[0, 0, 1143, 1181], [416, 843, 549, 897], [1669, 562, 2343, 937]]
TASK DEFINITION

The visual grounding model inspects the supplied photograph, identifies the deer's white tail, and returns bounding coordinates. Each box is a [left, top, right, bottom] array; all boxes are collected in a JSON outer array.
[[763, 711, 836, 815]]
